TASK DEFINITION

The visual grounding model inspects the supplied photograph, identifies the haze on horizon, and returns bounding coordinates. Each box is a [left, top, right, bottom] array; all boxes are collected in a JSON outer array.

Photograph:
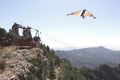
[[0, 0, 120, 50]]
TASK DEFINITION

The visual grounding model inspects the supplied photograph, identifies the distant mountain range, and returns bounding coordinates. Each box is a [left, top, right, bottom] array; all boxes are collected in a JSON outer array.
[[55, 46, 120, 68]]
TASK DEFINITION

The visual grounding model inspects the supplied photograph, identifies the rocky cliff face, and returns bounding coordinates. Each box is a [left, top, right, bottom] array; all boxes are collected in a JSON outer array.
[[0, 44, 62, 80], [0, 46, 46, 80]]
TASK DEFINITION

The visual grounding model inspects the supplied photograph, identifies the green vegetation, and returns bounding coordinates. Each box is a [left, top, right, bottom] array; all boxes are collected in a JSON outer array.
[[6, 31, 20, 41], [59, 60, 120, 80], [59, 59, 86, 80], [25, 44, 57, 80], [25, 43, 120, 80], [0, 27, 20, 43], [0, 27, 7, 42]]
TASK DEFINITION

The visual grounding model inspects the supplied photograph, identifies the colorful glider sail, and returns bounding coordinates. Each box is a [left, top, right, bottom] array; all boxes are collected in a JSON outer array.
[[67, 9, 96, 19]]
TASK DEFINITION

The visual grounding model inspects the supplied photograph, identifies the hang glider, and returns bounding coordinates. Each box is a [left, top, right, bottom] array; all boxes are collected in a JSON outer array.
[[67, 9, 96, 19]]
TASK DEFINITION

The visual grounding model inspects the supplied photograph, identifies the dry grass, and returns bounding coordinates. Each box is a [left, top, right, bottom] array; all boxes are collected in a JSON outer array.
[[2, 46, 16, 53], [0, 46, 16, 59], [0, 58, 6, 72]]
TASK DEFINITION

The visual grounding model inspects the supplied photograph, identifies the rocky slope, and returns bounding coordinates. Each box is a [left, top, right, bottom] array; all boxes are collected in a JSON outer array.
[[0, 46, 43, 79], [0, 26, 62, 80], [0, 45, 62, 80]]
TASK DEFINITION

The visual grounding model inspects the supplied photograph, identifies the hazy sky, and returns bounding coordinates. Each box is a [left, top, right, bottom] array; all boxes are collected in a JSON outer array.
[[0, 0, 120, 50]]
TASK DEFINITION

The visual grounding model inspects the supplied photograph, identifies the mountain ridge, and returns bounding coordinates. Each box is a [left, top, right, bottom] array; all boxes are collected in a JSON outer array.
[[55, 46, 120, 68]]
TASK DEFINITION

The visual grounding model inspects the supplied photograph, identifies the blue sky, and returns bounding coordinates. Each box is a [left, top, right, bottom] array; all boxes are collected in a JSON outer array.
[[0, 0, 120, 50]]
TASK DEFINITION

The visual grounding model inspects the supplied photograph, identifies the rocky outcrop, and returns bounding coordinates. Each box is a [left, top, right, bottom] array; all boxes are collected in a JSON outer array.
[[0, 46, 43, 80]]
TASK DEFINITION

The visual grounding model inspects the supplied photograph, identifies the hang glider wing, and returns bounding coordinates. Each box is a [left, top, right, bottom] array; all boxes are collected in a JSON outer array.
[[84, 10, 96, 19], [67, 10, 82, 16], [67, 9, 96, 19]]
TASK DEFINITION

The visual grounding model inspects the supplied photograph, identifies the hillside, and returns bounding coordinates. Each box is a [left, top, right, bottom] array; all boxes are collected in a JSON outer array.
[[0, 44, 63, 80], [0, 46, 39, 79], [0, 46, 120, 80], [0, 26, 120, 80], [55, 46, 120, 68]]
